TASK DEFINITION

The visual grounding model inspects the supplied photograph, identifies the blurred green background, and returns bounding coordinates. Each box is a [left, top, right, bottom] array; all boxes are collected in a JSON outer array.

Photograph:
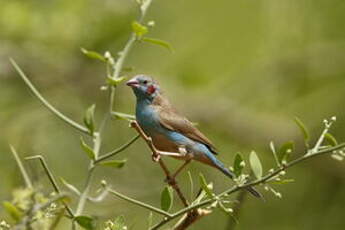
[[1, 0, 345, 229]]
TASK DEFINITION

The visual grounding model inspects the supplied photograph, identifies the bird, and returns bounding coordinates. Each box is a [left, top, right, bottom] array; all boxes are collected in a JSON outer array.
[[126, 74, 261, 198]]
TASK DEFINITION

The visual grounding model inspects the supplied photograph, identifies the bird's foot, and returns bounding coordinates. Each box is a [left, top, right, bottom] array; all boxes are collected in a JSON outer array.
[[152, 153, 161, 162]]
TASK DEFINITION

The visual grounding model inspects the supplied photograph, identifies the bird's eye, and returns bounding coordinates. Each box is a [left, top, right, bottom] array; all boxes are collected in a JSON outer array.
[[143, 80, 148, 84]]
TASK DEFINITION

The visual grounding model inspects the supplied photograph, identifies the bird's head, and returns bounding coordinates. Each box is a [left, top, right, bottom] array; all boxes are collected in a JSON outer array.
[[126, 75, 160, 100]]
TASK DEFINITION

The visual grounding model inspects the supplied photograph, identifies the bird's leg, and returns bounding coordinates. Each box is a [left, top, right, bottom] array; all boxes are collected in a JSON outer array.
[[130, 120, 185, 161], [130, 120, 160, 161]]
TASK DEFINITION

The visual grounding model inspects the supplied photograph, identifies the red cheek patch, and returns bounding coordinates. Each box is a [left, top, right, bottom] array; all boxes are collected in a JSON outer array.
[[147, 85, 156, 95]]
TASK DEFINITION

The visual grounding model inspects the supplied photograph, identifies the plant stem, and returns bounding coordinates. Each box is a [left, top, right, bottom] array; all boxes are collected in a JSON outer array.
[[95, 134, 140, 163], [108, 189, 172, 217], [75, 133, 101, 216], [10, 59, 90, 135], [9, 145, 33, 189], [149, 142, 345, 230], [25, 155, 75, 218]]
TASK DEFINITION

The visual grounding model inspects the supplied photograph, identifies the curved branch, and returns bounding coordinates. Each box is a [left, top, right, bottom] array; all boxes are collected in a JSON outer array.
[[10, 59, 90, 135]]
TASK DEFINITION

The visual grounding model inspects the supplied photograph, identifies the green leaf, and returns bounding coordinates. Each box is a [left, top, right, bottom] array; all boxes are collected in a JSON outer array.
[[294, 117, 310, 146], [99, 159, 127, 169], [80, 137, 96, 160], [60, 177, 81, 195], [278, 141, 294, 163], [107, 76, 126, 86], [160, 186, 173, 212], [132, 21, 148, 38], [75, 215, 96, 230], [3, 201, 23, 222], [269, 179, 295, 185], [112, 112, 135, 121], [324, 133, 338, 146], [199, 173, 214, 198], [249, 151, 263, 179], [113, 216, 126, 229], [269, 141, 280, 166], [81, 48, 106, 62], [83, 104, 96, 135], [142, 37, 173, 52], [233, 153, 245, 177], [187, 171, 194, 201]]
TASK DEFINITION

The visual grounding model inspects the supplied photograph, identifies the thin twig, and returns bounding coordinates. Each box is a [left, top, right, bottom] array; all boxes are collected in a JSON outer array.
[[108, 189, 172, 217], [25, 155, 74, 218], [10, 59, 90, 135], [10, 145, 33, 189], [95, 134, 140, 163]]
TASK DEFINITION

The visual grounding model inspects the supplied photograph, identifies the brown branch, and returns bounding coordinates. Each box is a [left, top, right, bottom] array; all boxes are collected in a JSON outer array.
[[130, 120, 189, 207]]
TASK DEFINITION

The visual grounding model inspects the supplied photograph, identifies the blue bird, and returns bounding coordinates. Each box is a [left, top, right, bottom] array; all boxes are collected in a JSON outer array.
[[126, 75, 261, 198]]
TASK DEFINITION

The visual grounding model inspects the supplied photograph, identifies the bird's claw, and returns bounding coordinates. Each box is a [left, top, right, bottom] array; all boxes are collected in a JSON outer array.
[[152, 153, 160, 162]]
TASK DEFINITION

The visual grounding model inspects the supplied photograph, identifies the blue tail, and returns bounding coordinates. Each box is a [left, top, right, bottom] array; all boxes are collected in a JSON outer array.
[[206, 153, 263, 199]]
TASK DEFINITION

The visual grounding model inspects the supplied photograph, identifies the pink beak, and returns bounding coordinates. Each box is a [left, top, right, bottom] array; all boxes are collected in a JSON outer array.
[[126, 78, 139, 87]]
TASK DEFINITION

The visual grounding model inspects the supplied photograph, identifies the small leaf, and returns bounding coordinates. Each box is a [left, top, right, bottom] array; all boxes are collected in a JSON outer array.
[[132, 21, 148, 38], [324, 133, 338, 146], [75, 215, 96, 230], [112, 112, 135, 121], [233, 153, 245, 177], [107, 76, 126, 86], [278, 141, 294, 163], [160, 186, 173, 212], [142, 37, 173, 52], [83, 104, 96, 135], [60, 177, 81, 195], [187, 171, 194, 201], [3, 201, 23, 222], [80, 137, 96, 160], [269, 141, 280, 166], [199, 173, 214, 198], [294, 117, 310, 146], [249, 151, 263, 179], [99, 159, 127, 169], [81, 48, 106, 62]]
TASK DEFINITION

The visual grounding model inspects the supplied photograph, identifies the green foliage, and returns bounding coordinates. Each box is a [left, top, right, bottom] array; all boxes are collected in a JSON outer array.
[[294, 117, 310, 147], [249, 151, 262, 179], [81, 48, 106, 62], [141, 37, 173, 52], [160, 186, 173, 212], [75, 215, 96, 230], [2, 201, 23, 222], [104, 216, 127, 230], [199, 173, 214, 198], [324, 133, 338, 146], [83, 104, 96, 135], [99, 159, 127, 169], [233, 153, 245, 177], [132, 21, 148, 38], [80, 137, 96, 160], [278, 141, 294, 164]]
